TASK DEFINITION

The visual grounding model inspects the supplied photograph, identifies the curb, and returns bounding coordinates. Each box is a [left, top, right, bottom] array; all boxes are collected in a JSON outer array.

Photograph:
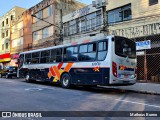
[[99, 86, 160, 95]]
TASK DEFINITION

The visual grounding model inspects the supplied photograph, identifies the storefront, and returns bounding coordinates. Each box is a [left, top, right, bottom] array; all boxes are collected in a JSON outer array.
[[0, 53, 11, 68], [10, 53, 19, 67]]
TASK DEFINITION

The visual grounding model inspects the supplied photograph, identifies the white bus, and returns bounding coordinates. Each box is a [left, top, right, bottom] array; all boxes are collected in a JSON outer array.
[[17, 34, 137, 88]]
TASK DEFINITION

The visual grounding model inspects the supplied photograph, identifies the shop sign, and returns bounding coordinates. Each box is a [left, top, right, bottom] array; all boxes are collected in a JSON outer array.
[[110, 22, 160, 38], [0, 53, 11, 63], [136, 40, 151, 50], [136, 51, 145, 56], [0, 53, 10, 59]]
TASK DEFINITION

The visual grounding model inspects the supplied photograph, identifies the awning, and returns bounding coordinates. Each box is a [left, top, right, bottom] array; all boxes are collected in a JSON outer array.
[[11, 54, 19, 59], [0, 53, 11, 63]]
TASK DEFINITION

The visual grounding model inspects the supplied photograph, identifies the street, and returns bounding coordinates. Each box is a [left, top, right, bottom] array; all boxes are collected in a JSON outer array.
[[0, 78, 160, 120]]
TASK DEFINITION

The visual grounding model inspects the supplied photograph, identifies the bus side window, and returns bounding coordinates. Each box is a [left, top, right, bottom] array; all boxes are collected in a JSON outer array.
[[40, 50, 50, 63], [25, 53, 31, 64], [79, 43, 96, 61], [56, 48, 62, 62], [98, 41, 108, 60], [31, 52, 40, 64], [63, 46, 78, 62], [50, 48, 62, 62]]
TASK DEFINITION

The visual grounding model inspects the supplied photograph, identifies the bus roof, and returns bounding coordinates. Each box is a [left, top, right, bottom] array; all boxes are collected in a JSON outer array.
[[20, 34, 115, 54]]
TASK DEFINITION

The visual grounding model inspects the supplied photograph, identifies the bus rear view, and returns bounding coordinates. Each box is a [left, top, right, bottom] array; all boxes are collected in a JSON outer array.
[[110, 36, 137, 85]]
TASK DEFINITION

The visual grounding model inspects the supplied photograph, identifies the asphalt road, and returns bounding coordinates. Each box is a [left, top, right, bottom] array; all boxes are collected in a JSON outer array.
[[0, 78, 160, 120]]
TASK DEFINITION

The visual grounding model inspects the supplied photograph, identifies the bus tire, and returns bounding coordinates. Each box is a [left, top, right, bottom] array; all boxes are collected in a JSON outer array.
[[0, 74, 2, 78], [60, 73, 71, 88], [25, 73, 31, 83]]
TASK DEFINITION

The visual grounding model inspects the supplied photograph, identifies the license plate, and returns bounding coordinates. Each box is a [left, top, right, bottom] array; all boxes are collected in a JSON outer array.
[[124, 74, 128, 78]]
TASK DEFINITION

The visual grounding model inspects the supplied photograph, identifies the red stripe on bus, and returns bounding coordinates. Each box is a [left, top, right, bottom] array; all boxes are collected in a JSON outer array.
[[71, 42, 77, 45], [57, 63, 63, 69], [83, 40, 90, 43], [50, 67, 56, 76], [53, 66, 61, 80]]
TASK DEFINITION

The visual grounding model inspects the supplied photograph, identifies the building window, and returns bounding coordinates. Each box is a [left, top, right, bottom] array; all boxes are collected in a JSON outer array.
[[42, 26, 53, 38], [69, 20, 77, 35], [38, 11, 42, 19], [64, 22, 69, 37], [2, 33, 5, 38], [43, 5, 53, 18], [96, 10, 102, 27], [6, 30, 8, 37], [6, 43, 8, 49], [108, 4, 131, 24], [86, 14, 91, 31], [81, 17, 86, 32], [85, 13, 96, 31], [42, 27, 49, 38], [33, 30, 42, 41], [33, 11, 42, 23], [6, 18, 8, 25], [2, 44, 4, 50], [149, 0, 158, 5], [12, 37, 23, 48], [11, 15, 14, 20], [48, 6, 53, 16], [2, 21, 4, 27], [91, 13, 96, 29]]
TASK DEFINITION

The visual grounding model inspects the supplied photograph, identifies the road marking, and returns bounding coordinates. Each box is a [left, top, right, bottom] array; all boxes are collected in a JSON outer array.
[[115, 99, 160, 108], [25, 88, 43, 91]]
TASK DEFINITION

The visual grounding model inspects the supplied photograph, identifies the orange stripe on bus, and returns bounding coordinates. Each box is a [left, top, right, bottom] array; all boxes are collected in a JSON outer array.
[[53, 66, 61, 80], [64, 62, 74, 72], [50, 67, 56, 76], [48, 72, 52, 78]]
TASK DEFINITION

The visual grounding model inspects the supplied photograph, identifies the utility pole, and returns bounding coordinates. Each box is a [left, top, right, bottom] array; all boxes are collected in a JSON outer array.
[[60, 9, 63, 43], [102, 5, 108, 33]]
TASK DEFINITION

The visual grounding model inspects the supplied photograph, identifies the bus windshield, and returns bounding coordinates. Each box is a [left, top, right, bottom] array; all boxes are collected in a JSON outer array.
[[115, 36, 136, 58]]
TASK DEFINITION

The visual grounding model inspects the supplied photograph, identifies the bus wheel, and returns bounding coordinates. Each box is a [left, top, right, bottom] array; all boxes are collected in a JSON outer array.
[[60, 73, 71, 88], [0, 74, 2, 78], [25, 73, 31, 83]]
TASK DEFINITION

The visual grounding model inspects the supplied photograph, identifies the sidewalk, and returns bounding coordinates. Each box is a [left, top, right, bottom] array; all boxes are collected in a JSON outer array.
[[100, 82, 160, 95]]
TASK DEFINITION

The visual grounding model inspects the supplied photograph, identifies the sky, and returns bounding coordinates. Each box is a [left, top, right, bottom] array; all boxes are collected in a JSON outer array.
[[0, 0, 92, 17]]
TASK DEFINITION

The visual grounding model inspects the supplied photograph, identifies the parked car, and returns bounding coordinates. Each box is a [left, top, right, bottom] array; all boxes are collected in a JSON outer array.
[[0, 66, 17, 78]]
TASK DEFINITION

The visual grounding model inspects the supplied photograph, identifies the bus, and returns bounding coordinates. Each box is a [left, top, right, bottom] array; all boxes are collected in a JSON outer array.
[[17, 34, 137, 88]]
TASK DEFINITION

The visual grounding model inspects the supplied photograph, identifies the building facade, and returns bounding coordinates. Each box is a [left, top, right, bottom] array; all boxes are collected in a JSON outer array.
[[107, 0, 160, 82], [63, 4, 103, 44], [9, 0, 86, 66], [31, 0, 86, 49], [0, 6, 26, 68], [62, 0, 160, 82], [10, 15, 24, 66]]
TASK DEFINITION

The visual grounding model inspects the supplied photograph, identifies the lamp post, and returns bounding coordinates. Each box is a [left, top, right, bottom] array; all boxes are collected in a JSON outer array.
[[31, 13, 63, 44]]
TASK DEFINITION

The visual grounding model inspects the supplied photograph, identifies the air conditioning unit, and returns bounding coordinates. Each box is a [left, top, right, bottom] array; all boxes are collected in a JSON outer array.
[[95, 0, 108, 9]]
